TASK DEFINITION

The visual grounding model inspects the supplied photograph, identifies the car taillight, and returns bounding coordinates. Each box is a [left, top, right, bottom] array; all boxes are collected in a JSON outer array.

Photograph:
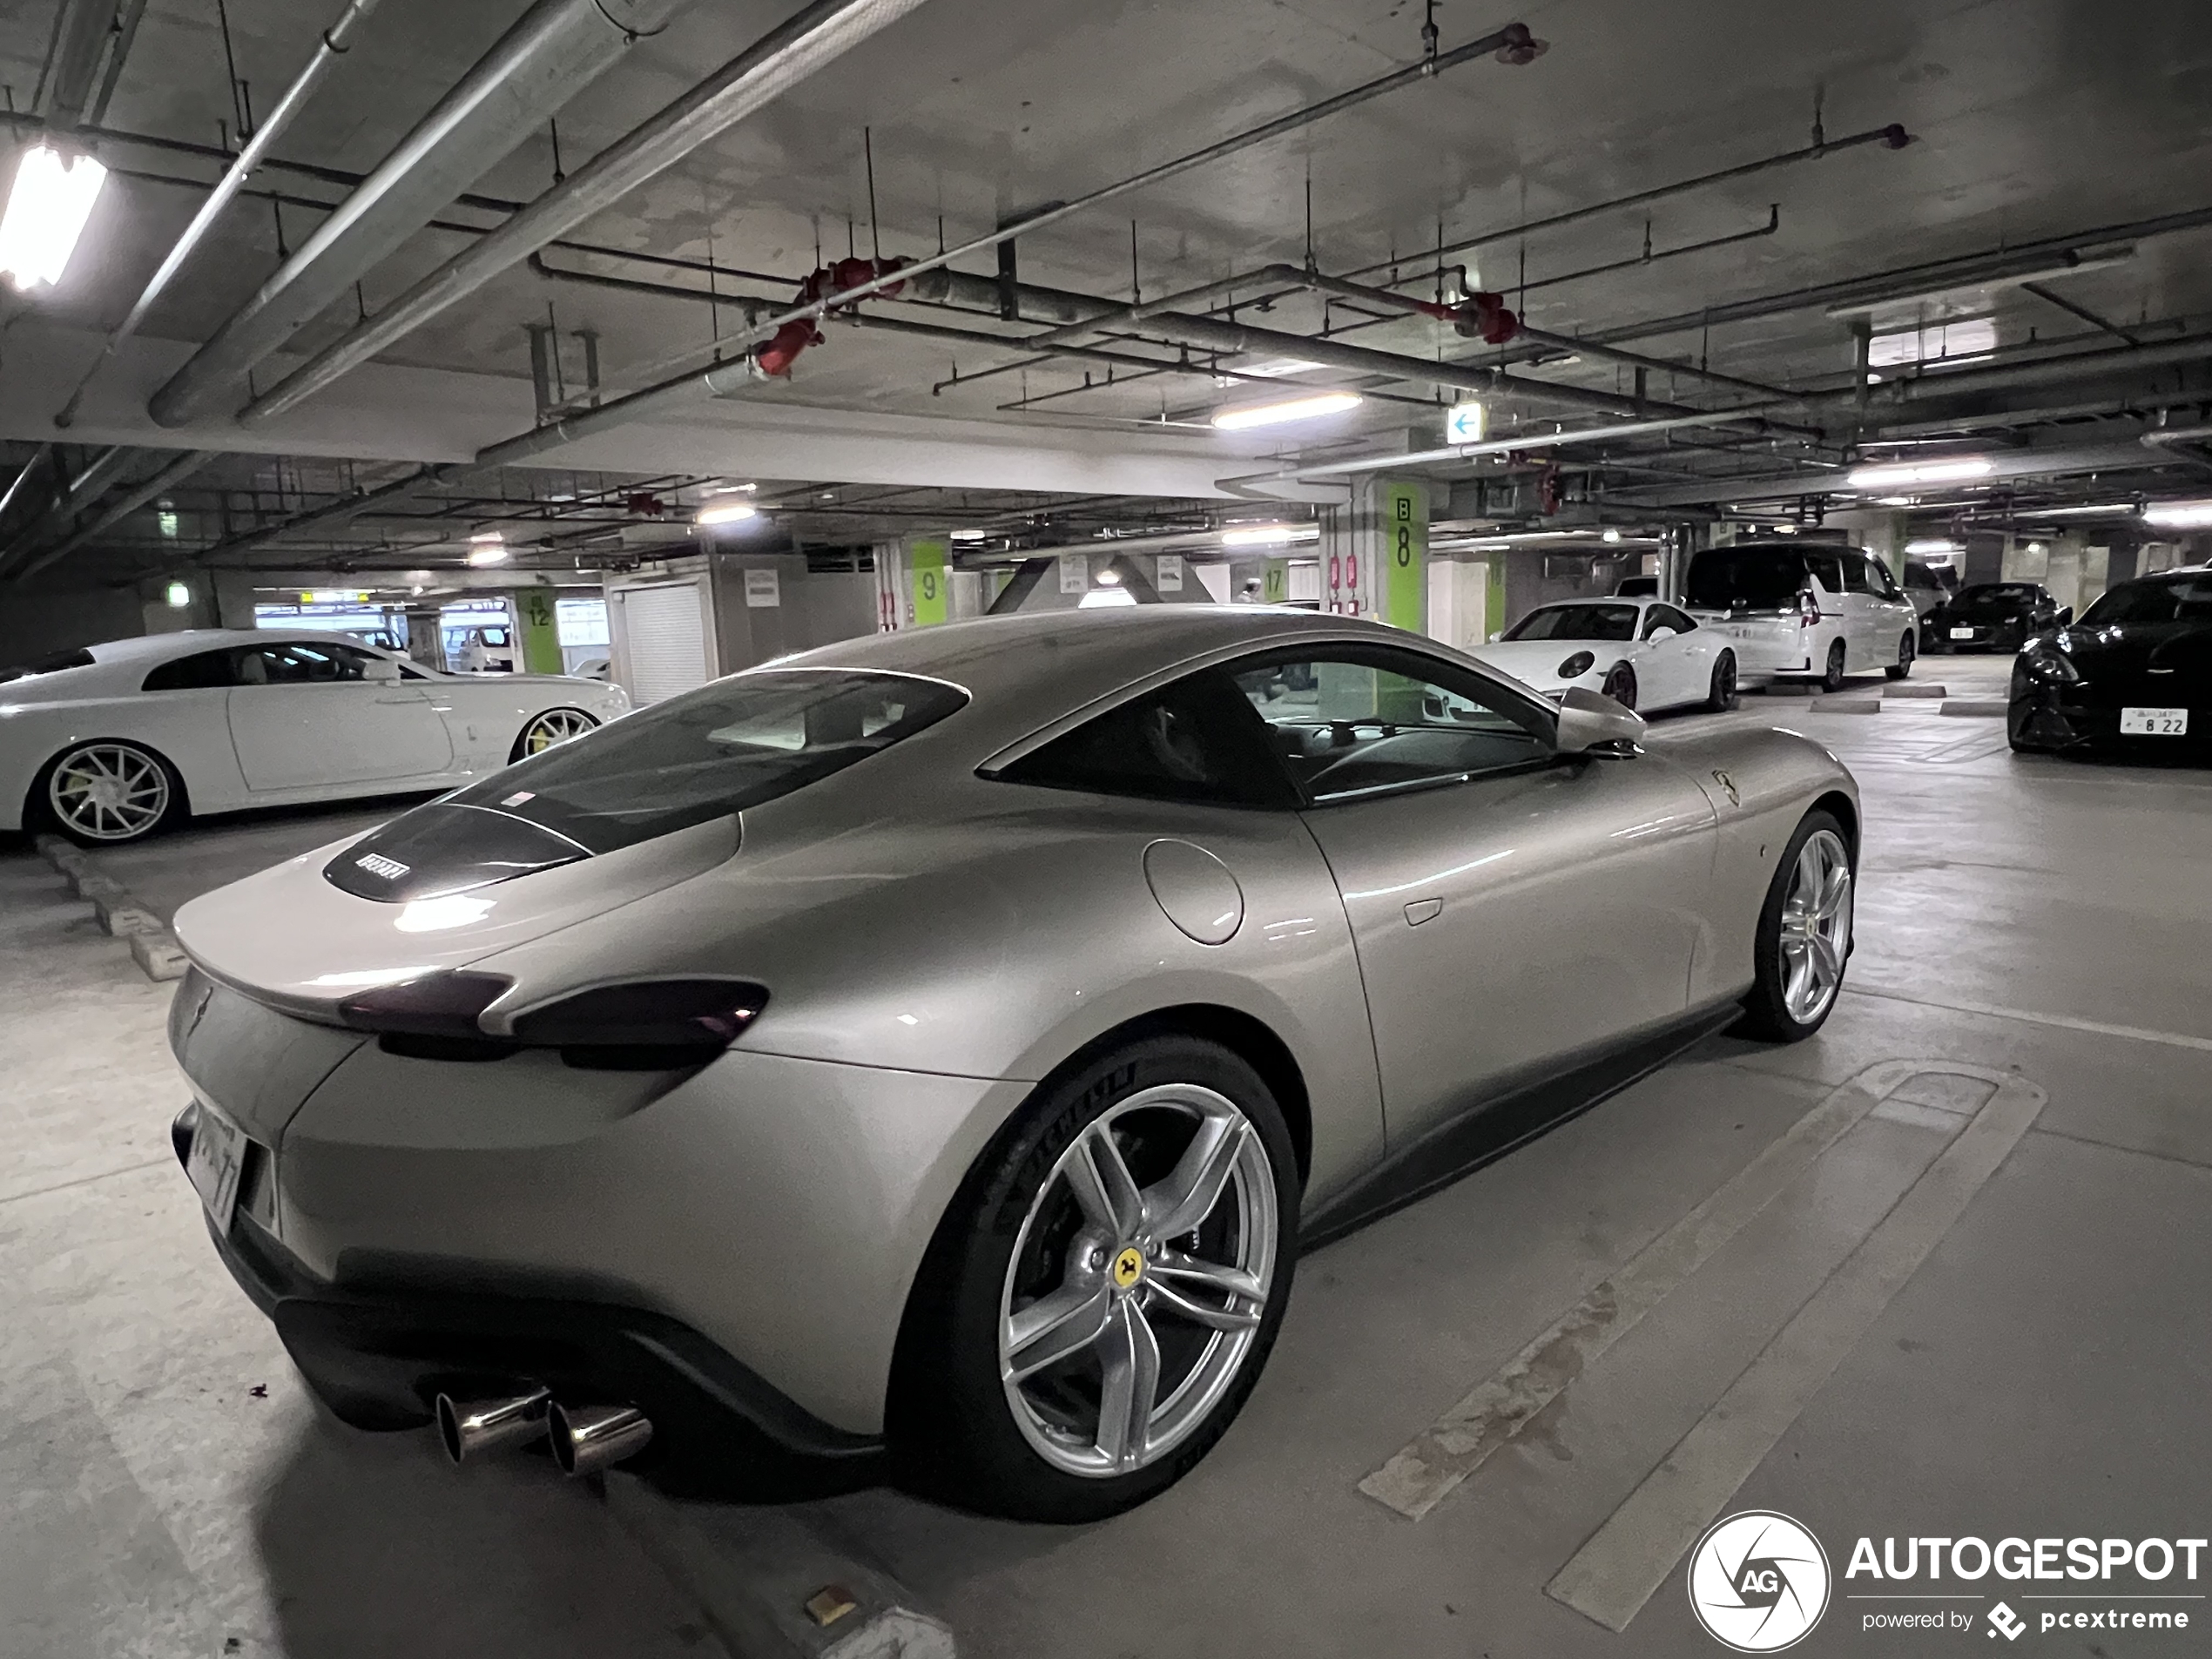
[[1797, 589, 1820, 627], [336, 970, 765, 1069]]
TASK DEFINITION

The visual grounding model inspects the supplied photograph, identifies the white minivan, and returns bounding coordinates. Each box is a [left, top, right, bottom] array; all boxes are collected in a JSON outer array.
[[1684, 541, 1920, 690]]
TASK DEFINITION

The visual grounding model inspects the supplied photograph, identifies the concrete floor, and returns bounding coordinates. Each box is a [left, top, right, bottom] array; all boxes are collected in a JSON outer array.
[[6, 654, 2209, 1656]]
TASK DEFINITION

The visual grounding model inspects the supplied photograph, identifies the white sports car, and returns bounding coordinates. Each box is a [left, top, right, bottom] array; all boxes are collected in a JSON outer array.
[[0, 629, 628, 845], [1474, 597, 1744, 713]]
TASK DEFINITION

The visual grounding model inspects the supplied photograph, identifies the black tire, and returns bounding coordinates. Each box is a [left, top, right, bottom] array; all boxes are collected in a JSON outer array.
[[889, 1034, 1300, 1521], [1705, 651, 1739, 712], [32, 739, 187, 846], [1734, 808, 1853, 1042], [1818, 637, 1847, 693], [1601, 663, 1638, 711], [1885, 631, 1915, 680]]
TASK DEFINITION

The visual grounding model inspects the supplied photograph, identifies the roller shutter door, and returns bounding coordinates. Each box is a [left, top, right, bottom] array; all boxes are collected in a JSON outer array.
[[620, 582, 710, 705]]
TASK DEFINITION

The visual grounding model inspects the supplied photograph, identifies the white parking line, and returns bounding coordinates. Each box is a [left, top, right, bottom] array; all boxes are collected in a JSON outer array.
[[1844, 983, 2212, 1054], [1544, 1067, 2045, 1632], [1358, 1060, 1925, 1522]]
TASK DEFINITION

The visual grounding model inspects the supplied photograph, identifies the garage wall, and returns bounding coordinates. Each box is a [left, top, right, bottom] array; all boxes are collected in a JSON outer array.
[[0, 585, 145, 669], [707, 556, 875, 671]]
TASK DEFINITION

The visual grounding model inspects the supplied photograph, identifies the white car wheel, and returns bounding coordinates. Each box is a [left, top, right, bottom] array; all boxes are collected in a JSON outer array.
[[512, 707, 599, 760], [44, 740, 179, 845]]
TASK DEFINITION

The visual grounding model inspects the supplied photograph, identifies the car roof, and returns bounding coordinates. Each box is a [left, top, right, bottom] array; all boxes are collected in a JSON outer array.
[[84, 628, 395, 664]]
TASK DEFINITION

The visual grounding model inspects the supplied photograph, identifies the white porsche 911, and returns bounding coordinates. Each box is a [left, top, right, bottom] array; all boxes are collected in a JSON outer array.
[[0, 630, 628, 845], [1473, 597, 1745, 714]]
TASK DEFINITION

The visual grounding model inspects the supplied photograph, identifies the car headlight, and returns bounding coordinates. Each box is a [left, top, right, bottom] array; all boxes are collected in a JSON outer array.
[[2020, 644, 2080, 683], [1557, 651, 1595, 678]]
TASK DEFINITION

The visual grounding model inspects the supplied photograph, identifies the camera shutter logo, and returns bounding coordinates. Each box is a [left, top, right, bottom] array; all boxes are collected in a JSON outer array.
[[1687, 1510, 1831, 1651]]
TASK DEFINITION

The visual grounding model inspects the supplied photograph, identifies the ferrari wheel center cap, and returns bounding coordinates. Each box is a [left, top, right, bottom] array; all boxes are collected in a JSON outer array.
[[1110, 1246, 1145, 1289]]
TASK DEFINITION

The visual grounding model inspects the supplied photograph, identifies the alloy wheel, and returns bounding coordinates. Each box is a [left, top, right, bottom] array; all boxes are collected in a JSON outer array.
[[520, 708, 597, 754], [1778, 827, 1852, 1023], [48, 743, 170, 841], [998, 1083, 1278, 1478]]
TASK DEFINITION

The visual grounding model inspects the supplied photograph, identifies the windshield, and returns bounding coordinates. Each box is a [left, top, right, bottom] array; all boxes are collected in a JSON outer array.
[[1502, 603, 1640, 642], [2080, 576, 2212, 628], [1952, 583, 2040, 610], [1685, 548, 1809, 610], [441, 669, 967, 854]]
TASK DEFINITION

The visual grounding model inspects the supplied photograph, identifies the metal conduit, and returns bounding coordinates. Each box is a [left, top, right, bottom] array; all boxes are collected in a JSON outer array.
[[17, 451, 219, 581], [239, 0, 936, 427], [192, 22, 1548, 560], [56, 0, 386, 428], [147, 0, 689, 428]]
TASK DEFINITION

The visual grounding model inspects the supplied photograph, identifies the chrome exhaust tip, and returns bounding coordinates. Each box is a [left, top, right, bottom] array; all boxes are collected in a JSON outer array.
[[435, 1387, 550, 1465], [548, 1401, 653, 1476]]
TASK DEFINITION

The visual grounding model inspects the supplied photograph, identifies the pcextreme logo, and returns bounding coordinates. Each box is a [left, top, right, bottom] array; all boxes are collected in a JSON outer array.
[[1688, 1511, 1832, 1652]]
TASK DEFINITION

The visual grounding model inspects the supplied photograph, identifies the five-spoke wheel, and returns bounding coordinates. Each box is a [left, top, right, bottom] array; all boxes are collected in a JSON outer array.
[[893, 1035, 1298, 1521], [43, 740, 179, 844], [998, 1082, 1278, 1479], [1737, 810, 1854, 1040]]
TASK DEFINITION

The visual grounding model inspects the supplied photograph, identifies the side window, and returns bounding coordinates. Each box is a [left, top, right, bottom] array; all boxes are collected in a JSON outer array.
[[1001, 668, 1294, 808], [1868, 559, 1904, 601], [1230, 645, 1551, 804], [1642, 605, 1695, 639], [1840, 556, 1873, 595], [141, 649, 236, 691], [1802, 550, 1844, 593]]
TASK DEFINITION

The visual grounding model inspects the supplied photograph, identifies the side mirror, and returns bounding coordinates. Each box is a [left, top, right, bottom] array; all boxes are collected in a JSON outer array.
[[1554, 685, 1648, 757], [363, 658, 402, 683], [1648, 625, 1677, 642], [2057, 606, 2074, 625]]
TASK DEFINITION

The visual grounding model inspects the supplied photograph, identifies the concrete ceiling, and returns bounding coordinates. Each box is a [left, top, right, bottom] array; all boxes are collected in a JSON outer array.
[[3, 0, 2211, 582]]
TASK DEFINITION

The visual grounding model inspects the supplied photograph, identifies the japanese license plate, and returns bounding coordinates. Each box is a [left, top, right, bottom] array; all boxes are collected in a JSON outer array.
[[2120, 707, 2188, 736], [1949, 626, 1975, 640], [185, 1101, 250, 1232]]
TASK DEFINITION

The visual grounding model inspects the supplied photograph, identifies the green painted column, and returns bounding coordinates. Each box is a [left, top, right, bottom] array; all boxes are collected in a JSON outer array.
[[513, 589, 563, 674], [1380, 479, 1428, 633], [910, 537, 948, 625]]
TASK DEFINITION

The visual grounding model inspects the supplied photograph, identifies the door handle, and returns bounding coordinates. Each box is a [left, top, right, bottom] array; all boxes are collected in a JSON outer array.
[[1405, 898, 1443, 927]]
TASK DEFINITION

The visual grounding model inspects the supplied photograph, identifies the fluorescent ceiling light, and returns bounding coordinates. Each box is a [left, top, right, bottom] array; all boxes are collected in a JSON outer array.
[[1845, 456, 1993, 489], [1229, 355, 1325, 379], [164, 582, 192, 608], [2144, 500, 2212, 528], [1905, 538, 1960, 555], [1095, 567, 1122, 585], [1211, 390, 1363, 430], [1824, 249, 2136, 317], [1219, 523, 1319, 548], [465, 544, 509, 565], [2036, 502, 2141, 517], [0, 145, 107, 292], [696, 501, 759, 527], [1601, 528, 1622, 543], [949, 529, 988, 542], [1076, 587, 1137, 608], [468, 529, 502, 544], [1867, 316, 1997, 368], [1874, 495, 1918, 506]]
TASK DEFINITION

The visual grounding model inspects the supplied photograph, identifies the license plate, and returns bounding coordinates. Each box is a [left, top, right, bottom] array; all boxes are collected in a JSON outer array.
[[185, 1101, 250, 1232], [1950, 627, 1975, 639], [2121, 707, 2189, 736]]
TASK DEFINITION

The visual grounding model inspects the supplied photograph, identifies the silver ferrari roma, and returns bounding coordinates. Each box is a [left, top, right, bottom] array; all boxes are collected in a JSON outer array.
[[168, 605, 1858, 1519]]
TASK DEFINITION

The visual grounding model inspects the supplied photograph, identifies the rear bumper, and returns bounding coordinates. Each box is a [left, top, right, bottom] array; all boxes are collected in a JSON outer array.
[[180, 1103, 885, 1494]]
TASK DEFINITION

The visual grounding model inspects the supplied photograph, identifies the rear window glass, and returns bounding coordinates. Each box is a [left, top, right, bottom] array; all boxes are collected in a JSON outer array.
[[439, 669, 967, 853], [1685, 548, 1809, 609], [143, 649, 237, 691], [1503, 603, 1639, 642]]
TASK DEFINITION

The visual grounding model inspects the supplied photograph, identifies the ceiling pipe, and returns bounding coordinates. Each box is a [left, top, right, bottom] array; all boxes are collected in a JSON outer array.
[[55, 0, 387, 429], [1616, 441, 2178, 510], [238, 0, 935, 428], [146, 0, 690, 429], [1346, 123, 1911, 286], [84, 0, 149, 127], [37, 0, 122, 132], [0, 448, 57, 529], [190, 20, 1548, 561], [17, 451, 219, 580], [0, 444, 135, 572], [1217, 410, 1768, 491]]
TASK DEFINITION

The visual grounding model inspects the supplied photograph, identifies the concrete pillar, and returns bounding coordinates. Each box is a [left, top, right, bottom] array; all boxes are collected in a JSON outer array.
[[511, 588, 563, 674], [405, 608, 445, 669], [1318, 477, 1428, 631], [1426, 557, 1489, 652]]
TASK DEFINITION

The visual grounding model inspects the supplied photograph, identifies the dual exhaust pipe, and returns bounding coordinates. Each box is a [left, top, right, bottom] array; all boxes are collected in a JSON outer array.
[[435, 1386, 652, 1476]]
